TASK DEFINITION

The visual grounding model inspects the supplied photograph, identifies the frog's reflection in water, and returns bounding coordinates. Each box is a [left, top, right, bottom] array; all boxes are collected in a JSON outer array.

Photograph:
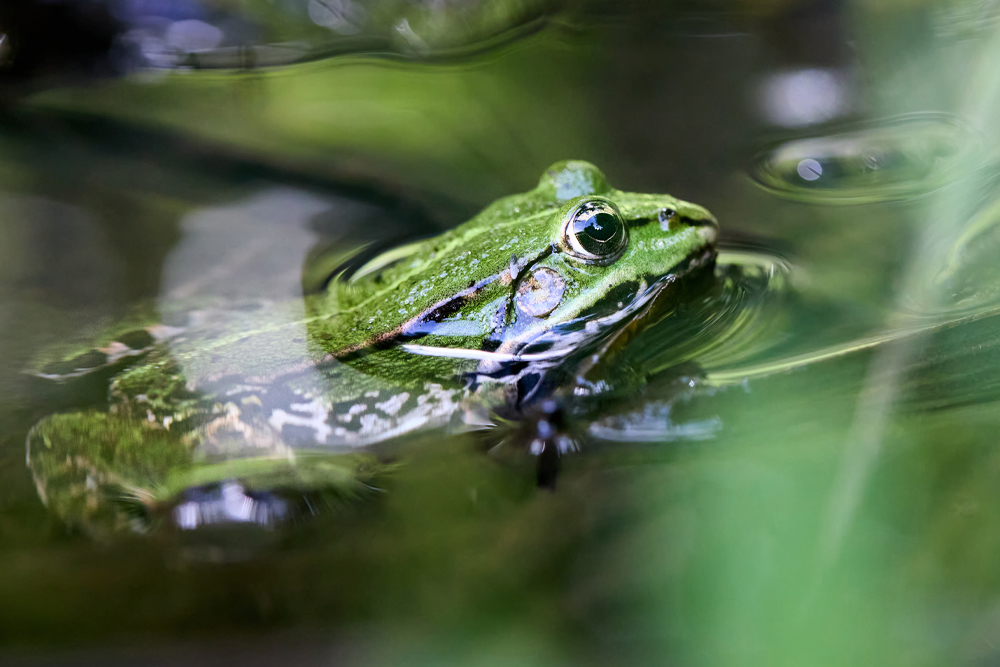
[[25, 185, 429, 543]]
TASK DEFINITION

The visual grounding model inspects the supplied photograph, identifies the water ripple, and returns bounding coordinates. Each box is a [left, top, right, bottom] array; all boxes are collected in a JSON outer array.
[[618, 247, 796, 380], [750, 113, 981, 204]]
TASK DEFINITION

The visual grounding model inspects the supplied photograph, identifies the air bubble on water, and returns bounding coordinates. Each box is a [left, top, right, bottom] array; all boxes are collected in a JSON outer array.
[[796, 159, 823, 181]]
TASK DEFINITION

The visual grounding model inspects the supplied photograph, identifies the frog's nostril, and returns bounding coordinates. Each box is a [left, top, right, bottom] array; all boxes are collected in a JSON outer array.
[[659, 209, 717, 235], [658, 208, 678, 231]]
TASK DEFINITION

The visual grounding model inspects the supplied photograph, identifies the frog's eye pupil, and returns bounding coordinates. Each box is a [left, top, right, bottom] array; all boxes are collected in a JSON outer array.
[[565, 201, 628, 262], [590, 213, 617, 240], [574, 212, 618, 252]]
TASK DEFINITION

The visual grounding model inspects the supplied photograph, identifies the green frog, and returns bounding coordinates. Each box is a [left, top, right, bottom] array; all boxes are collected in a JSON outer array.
[[27, 161, 718, 536]]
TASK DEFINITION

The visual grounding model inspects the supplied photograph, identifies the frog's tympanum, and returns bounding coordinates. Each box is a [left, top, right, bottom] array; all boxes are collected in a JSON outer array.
[[27, 161, 717, 537]]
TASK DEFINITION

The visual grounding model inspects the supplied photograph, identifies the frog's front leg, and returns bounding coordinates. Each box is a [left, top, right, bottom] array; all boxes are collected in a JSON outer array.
[[495, 361, 706, 488], [517, 398, 576, 489]]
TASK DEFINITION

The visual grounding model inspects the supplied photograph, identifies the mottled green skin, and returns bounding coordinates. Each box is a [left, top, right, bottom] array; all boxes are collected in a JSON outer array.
[[26, 162, 717, 536]]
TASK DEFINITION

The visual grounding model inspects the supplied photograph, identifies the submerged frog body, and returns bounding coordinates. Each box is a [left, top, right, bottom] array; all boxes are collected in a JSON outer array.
[[27, 161, 717, 535]]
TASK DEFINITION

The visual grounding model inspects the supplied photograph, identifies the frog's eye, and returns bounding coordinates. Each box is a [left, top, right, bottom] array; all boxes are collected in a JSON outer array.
[[562, 200, 629, 263]]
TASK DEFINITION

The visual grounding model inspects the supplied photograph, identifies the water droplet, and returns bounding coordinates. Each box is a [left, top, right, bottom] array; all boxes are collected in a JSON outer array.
[[750, 113, 980, 204], [796, 158, 823, 181]]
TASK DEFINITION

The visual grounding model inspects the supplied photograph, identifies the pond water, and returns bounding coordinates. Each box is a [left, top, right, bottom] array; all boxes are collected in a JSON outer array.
[[3, 1, 1000, 665]]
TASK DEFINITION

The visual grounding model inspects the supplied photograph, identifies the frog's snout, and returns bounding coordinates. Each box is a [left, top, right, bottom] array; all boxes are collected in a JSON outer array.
[[659, 204, 718, 246], [697, 223, 718, 245], [680, 206, 718, 246]]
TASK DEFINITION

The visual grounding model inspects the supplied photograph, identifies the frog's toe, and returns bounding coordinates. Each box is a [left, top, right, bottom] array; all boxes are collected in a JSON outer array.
[[517, 399, 581, 489]]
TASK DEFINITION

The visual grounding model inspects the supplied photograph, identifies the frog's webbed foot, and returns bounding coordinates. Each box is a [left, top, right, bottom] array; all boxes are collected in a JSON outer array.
[[499, 398, 579, 489]]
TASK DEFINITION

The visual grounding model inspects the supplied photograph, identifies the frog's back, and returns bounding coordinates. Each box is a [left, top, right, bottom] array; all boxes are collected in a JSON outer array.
[[314, 190, 566, 357]]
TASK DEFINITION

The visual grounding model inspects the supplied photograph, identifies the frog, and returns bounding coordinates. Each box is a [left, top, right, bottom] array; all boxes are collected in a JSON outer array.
[[25, 160, 718, 537]]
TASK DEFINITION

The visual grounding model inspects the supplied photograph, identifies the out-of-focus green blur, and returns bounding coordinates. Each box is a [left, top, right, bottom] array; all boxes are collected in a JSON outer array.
[[4, 1, 1000, 665]]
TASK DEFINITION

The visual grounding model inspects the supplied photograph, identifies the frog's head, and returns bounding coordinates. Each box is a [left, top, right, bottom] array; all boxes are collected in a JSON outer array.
[[491, 161, 717, 359], [322, 161, 716, 385]]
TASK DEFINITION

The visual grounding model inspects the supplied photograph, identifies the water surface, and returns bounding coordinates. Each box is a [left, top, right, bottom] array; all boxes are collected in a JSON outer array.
[[4, 2, 1000, 666]]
